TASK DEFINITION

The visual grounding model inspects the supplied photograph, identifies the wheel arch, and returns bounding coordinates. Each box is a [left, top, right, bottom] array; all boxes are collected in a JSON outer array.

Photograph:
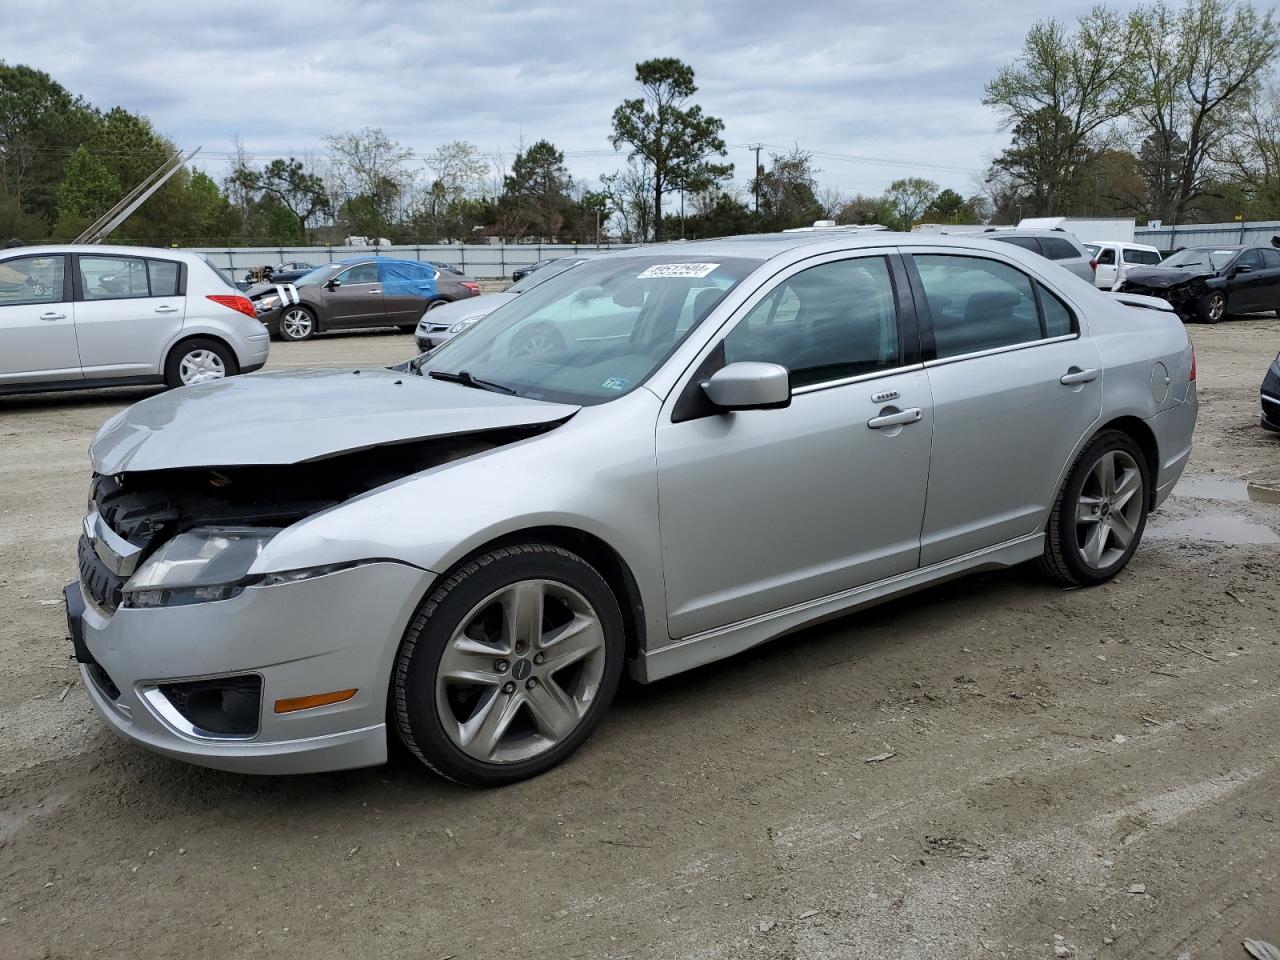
[[446, 525, 648, 663], [1094, 415, 1160, 508], [163, 332, 240, 376]]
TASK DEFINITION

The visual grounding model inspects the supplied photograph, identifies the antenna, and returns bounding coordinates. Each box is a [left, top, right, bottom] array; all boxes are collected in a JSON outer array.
[[74, 146, 202, 244]]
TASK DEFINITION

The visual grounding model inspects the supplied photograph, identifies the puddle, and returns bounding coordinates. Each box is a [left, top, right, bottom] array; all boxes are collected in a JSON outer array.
[[1148, 514, 1280, 545], [1174, 475, 1280, 505]]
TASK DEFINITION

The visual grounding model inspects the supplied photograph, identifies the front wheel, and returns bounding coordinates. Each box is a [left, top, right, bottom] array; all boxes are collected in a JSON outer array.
[[508, 323, 566, 357], [393, 544, 625, 786], [1196, 291, 1226, 324], [1039, 430, 1150, 586], [279, 305, 316, 341]]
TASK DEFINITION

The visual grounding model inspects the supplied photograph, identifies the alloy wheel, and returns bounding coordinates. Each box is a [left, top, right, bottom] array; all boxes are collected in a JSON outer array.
[[514, 332, 559, 355], [1207, 293, 1225, 321], [1074, 449, 1144, 569], [434, 579, 606, 764], [281, 308, 313, 340], [178, 349, 226, 385]]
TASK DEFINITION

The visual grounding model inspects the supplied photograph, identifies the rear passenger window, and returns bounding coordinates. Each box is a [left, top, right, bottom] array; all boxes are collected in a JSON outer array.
[[1262, 248, 1280, 269], [1038, 283, 1075, 337], [993, 236, 1041, 254], [80, 256, 149, 300], [1040, 237, 1081, 260], [148, 260, 180, 296], [913, 255, 1043, 359], [724, 257, 899, 387]]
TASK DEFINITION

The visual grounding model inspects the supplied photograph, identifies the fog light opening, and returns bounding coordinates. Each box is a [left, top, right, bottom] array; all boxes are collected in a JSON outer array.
[[274, 689, 358, 714]]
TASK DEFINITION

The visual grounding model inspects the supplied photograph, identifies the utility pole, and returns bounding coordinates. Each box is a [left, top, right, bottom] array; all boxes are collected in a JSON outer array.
[[750, 144, 763, 212]]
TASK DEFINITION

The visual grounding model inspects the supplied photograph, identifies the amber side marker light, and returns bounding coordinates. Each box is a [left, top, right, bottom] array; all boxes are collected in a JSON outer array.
[[274, 689, 358, 714]]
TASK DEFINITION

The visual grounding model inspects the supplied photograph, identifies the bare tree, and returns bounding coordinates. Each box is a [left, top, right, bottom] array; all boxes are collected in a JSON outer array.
[[1127, 0, 1278, 222]]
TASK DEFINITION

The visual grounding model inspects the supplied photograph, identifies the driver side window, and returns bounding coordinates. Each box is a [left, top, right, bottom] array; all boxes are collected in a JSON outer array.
[[723, 257, 900, 388], [339, 263, 380, 285]]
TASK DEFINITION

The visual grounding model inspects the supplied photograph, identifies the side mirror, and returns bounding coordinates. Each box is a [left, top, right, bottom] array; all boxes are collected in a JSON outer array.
[[326, 277, 343, 290], [701, 362, 791, 411], [1233, 263, 1253, 275]]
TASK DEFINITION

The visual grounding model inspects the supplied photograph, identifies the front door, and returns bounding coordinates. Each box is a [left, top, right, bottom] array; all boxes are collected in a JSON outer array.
[[0, 253, 79, 384], [655, 253, 932, 638], [908, 251, 1104, 564], [1094, 245, 1119, 289], [322, 262, 385, 325], [74, 254, 186, 379]]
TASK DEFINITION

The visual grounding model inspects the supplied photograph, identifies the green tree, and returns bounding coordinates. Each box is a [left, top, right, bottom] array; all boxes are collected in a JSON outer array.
[[984, 7, 1134, 215], [884, 177, 940, 229], [610, 57, 732, 241], [53, 145, 120, 237], [751, 148, 825, 230], [257, 158, 329, 241], [1127, 0, 1279, 222], [503, 139, 573, 239], [0, 62, 99, 234]]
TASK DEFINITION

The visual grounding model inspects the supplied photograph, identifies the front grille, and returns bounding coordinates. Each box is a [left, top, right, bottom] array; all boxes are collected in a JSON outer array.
[[425, 323, 449, 333], [78, 534, 124, 613]]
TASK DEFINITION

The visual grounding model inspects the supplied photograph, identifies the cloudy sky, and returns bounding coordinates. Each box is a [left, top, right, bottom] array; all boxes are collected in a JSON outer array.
[[7, 0, 1145, 199]]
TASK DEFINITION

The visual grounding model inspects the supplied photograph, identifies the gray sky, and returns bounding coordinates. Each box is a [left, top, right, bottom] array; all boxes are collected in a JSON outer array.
[[7, 0, 1146, 199]]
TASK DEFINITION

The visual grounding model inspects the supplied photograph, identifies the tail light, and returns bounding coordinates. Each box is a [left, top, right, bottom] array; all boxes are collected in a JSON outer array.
[[1189, 345, 1196, 382], [1089, 258, 1098, 275], [207, 294, 257, 319], [461, 282, 480, 295]]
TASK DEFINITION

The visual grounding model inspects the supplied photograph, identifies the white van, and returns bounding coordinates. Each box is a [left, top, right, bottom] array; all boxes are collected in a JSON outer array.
[[1085, 240, 1163, 290]]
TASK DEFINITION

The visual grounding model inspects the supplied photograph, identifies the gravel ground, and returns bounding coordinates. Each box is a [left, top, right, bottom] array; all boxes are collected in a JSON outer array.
[[1, 319, 1278, 960]]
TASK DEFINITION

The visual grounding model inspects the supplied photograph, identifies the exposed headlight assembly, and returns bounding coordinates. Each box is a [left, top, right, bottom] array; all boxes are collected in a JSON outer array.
[[449, 316, 483, 334], [255, 295, 281, 312], [121, 527, 376, 609], [122, 527, 279, 608]]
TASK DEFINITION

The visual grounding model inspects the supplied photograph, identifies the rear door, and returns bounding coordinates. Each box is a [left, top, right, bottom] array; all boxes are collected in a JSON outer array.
[[381, 261, 435, 325], [1257, 248, 1280, 310], [0, 253, 79, 384], [907, 250, 1103, 564], [321, 262, 384, 325], [1227, 248, 1267, 312], [73, 254, 185, 379]]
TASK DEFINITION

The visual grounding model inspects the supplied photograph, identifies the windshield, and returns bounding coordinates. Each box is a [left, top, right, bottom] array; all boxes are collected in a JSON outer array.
[[507, 257, 588, 294], [418, 254, 762, 404], [1161, 247, 1236, 271], [295, 263, 342, 286]]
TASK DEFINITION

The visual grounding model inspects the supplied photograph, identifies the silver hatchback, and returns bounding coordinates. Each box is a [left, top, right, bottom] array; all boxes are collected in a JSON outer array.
[[68, 233, 1196, 785]]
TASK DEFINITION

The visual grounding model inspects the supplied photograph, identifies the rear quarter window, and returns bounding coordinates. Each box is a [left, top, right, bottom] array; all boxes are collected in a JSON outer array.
[[993, 236, 1042, 254], [1040, 237, 1082, 260]]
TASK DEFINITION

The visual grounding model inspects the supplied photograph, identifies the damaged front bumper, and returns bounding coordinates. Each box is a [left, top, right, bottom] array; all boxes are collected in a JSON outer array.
[[67, 560, 433, 774]]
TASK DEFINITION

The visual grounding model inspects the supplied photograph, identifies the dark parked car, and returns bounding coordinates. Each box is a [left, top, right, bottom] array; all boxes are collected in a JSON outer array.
[[1120, 242, 1280, 322], [251, 258, 480, 341], [512, 257, 557, 282], [243, 261, 316, 285], [430, 261, 464, 275], [1263, 350, 1280, 431]]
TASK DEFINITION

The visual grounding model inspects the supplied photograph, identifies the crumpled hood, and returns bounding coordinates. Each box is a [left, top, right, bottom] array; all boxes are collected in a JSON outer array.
[[90, 368, 579, 474], [1123, 267, 1213, 289]]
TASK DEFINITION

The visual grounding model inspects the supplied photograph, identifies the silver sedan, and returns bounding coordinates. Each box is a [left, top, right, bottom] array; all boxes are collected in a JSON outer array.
[[69, 233, 1196, 785]]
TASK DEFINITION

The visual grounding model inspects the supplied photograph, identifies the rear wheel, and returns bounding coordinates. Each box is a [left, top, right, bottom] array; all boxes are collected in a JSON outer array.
[[393, 544, 624, 786], [1196, 291, 1226, 323], [279, 305, 316, 341], [164, 337, 237, 389], [1039, 430, 1150, 586]]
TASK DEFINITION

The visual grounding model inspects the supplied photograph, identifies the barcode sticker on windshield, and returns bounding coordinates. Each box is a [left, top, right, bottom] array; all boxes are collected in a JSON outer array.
[[636, 262, 720, 279]]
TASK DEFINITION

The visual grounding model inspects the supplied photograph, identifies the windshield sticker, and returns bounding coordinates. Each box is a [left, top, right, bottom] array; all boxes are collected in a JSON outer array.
[[601, 376, 630, 391], [636, 262, 720, 279]]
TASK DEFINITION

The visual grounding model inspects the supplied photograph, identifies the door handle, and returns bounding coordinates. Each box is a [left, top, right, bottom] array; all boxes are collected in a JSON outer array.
[[154, 305, 179, 314], [867, 407, 923, 429], [368, 289, 382, 295], [39, 311, 67, 321], [1060, 367, 1099, 385]]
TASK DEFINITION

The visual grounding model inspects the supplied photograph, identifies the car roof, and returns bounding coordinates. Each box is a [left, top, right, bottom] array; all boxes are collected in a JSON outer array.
[[0, 243, 205, 262], [590, 230, 1095, 262]]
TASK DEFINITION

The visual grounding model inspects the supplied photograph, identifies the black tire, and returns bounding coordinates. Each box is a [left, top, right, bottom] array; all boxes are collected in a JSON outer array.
[[163, 337, 238, 389], [392, 543, 625, 787], [278, 305, 317, 341], [425, 299, 448, 312], [1038, 429, 1151, 586], [1196, 290, 1227, 324], [508, 322, 566, 358]]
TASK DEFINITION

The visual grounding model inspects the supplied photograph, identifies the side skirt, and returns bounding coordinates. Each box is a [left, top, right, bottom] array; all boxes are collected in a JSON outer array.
[[634, 533, 1044, 683]]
